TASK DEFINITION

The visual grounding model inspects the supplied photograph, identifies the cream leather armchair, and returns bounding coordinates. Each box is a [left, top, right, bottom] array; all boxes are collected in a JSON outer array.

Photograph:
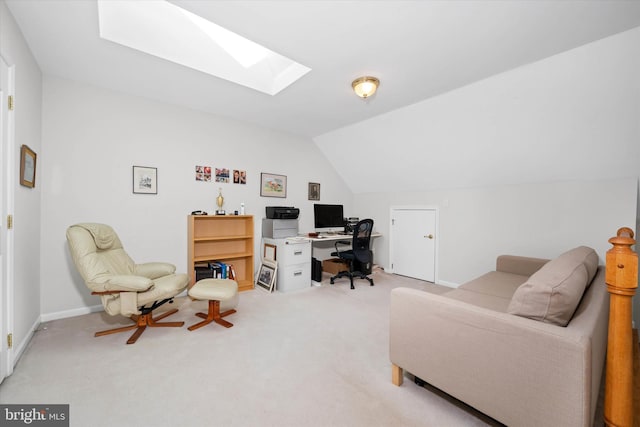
[[66, 223, 189, 344]]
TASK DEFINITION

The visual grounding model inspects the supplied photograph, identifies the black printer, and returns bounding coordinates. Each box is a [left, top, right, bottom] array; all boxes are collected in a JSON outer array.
[[265, 206, 299, 219]]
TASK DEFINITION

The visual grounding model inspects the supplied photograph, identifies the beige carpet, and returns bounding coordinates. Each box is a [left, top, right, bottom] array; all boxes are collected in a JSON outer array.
[[0, 271, 597, 426]]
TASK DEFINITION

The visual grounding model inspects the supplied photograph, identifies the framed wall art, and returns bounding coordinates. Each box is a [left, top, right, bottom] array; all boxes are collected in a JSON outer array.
[[132, 166, 157, 194], [195, 165, 212, 182], [260, 173, 287, 198], [233, 169, 247, 184], [256, 260, 277, 292], [215, 168, 230, 183], [308, 182, 320, 201], [263, 243, 277, 261], [19, 145, 37, 188]]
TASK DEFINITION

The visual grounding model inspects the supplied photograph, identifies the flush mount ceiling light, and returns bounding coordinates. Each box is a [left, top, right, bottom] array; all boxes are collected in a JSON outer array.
[[97, 0, 310, 95], [352, 76, 380, 98]]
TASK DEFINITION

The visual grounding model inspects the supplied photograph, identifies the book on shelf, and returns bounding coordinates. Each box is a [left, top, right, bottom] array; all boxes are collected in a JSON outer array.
[[227, 264, 236, 280], [208, 261, 223, 278], [194, 260, 237, 280]]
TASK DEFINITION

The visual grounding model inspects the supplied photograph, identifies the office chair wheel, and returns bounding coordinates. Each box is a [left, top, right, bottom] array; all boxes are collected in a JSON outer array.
[[330, 278, 335, 284]]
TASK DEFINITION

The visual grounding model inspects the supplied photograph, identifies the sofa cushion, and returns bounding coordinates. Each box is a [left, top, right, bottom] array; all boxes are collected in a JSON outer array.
[[507, 248, 592, 326], [459, 271, 529, 299], [496, 255, 549, 277], [444, 271, 529, 313], [445, 288, 513, 312], [560, 246, 599, 285]]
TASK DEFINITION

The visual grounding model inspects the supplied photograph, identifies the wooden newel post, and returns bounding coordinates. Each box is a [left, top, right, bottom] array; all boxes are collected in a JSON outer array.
[[604, 227, 637, 427]]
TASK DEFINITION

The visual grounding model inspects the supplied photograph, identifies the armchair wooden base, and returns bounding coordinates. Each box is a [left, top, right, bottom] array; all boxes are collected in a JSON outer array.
[[188, 300, 236, 331], [94, 309, 185, 345]]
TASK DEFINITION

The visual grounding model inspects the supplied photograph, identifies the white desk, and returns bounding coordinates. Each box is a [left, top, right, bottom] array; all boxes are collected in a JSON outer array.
[[306, 233, 382, 284], [306, 232, 382, 243]]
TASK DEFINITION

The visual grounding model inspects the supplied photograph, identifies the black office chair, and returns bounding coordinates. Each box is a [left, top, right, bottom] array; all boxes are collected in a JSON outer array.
[[330, 219, 374, 289]]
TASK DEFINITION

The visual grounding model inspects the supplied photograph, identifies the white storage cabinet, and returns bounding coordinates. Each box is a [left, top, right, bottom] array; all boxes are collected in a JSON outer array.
[[263, 238, 311, 292]]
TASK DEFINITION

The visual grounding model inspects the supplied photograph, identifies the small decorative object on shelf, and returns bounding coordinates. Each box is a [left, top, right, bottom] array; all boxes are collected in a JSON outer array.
[[216, 188, 225, 215]]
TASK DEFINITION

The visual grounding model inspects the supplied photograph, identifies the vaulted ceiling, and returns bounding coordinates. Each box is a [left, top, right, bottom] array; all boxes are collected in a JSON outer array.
[[6, 0, 640, 138]]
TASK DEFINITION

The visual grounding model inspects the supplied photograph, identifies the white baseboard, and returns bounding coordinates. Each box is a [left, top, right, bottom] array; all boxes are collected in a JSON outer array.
[[12, 317, 40, 369], [436, 279, 460, 288], [40, 304, 103, 322]]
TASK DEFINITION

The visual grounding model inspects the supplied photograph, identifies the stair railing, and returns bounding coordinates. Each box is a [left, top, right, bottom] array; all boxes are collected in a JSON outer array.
[[604, 227, 637, 427]]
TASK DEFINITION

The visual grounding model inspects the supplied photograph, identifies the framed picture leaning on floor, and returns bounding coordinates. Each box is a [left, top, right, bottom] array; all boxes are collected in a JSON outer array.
[[256, 260, 277, 292]]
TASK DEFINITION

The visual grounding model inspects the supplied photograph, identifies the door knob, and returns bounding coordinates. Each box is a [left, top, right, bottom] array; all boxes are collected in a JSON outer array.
[[425, 234, 433, 239]]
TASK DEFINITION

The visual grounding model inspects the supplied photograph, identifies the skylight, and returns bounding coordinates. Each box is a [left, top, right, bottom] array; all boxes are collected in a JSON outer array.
[[97, 0, 311, 95]]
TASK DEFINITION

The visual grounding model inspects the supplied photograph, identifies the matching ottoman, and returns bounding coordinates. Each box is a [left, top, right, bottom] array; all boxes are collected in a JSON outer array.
[[187, 278, 238, 331]]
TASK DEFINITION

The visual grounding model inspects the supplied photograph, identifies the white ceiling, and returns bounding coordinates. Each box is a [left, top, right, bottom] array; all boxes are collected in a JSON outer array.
[[6, 0, 640, 138]]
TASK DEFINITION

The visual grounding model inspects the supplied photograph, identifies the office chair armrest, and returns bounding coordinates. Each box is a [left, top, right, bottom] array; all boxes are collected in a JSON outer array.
[[134, 262, 177, 279], [334, 240, 351, 253], [88, 275, 154, 292]]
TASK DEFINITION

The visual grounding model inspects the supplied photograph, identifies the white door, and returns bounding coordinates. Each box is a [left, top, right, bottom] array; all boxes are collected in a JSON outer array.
[[390, 208, 437, 282], [0, 56, 14, 384]]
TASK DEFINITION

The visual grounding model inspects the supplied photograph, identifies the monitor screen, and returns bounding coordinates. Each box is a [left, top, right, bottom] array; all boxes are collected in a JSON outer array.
[[314, 204, 345, 229]]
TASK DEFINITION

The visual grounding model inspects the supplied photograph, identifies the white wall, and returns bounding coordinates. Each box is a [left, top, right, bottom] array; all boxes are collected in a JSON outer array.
[[40, 76, 352, 318], [315, 27, 640, 319], [356, 178, 637, 286], [0, 0, 42, 358], [315, 26, 640, 194]]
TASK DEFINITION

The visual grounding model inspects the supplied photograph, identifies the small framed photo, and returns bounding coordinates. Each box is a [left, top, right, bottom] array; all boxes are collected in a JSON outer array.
[[233, 169, 247, 184], [308, 182, 320, 201], [215, 168, 230, 183], [132, 166, 157, 194], [260, 173, 287, 198], [19, 145, 37, 188], [263, 243, 277, 261], [195, 165, 211, 182], [256, 260, 277, 292]]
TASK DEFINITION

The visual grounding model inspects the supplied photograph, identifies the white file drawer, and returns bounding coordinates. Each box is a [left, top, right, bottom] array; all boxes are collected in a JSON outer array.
[[280, 240, 312, 264], [278, 263, 312, 292], [263, 238, 312, 293]]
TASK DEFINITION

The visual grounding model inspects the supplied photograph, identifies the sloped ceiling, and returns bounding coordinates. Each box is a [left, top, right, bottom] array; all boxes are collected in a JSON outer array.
[[6, 0, 640, 139], [315, 26, 640, 194]]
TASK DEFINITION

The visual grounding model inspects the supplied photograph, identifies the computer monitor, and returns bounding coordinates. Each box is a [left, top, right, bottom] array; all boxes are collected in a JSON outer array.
[[314, 204, 345, 230]]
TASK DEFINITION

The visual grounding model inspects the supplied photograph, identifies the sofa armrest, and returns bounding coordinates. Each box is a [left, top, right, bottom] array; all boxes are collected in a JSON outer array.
[[389, 287, 592, 427], [495, 255, 549, 276]]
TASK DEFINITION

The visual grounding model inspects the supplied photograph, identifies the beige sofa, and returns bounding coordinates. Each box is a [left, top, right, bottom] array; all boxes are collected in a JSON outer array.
[[389, 247, 609, 427]]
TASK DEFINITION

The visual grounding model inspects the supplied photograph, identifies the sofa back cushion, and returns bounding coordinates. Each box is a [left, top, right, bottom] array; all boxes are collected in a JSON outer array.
[[567, 246, 599, 285], [507, 246, 598, 326]]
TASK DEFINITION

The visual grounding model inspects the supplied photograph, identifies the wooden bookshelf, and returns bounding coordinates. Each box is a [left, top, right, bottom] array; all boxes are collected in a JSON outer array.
[[187, 215, 254, 292]]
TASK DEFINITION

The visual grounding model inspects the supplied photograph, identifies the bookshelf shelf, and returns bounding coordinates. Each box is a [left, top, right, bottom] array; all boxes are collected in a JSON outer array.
[[187, 215, 254, 292]]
